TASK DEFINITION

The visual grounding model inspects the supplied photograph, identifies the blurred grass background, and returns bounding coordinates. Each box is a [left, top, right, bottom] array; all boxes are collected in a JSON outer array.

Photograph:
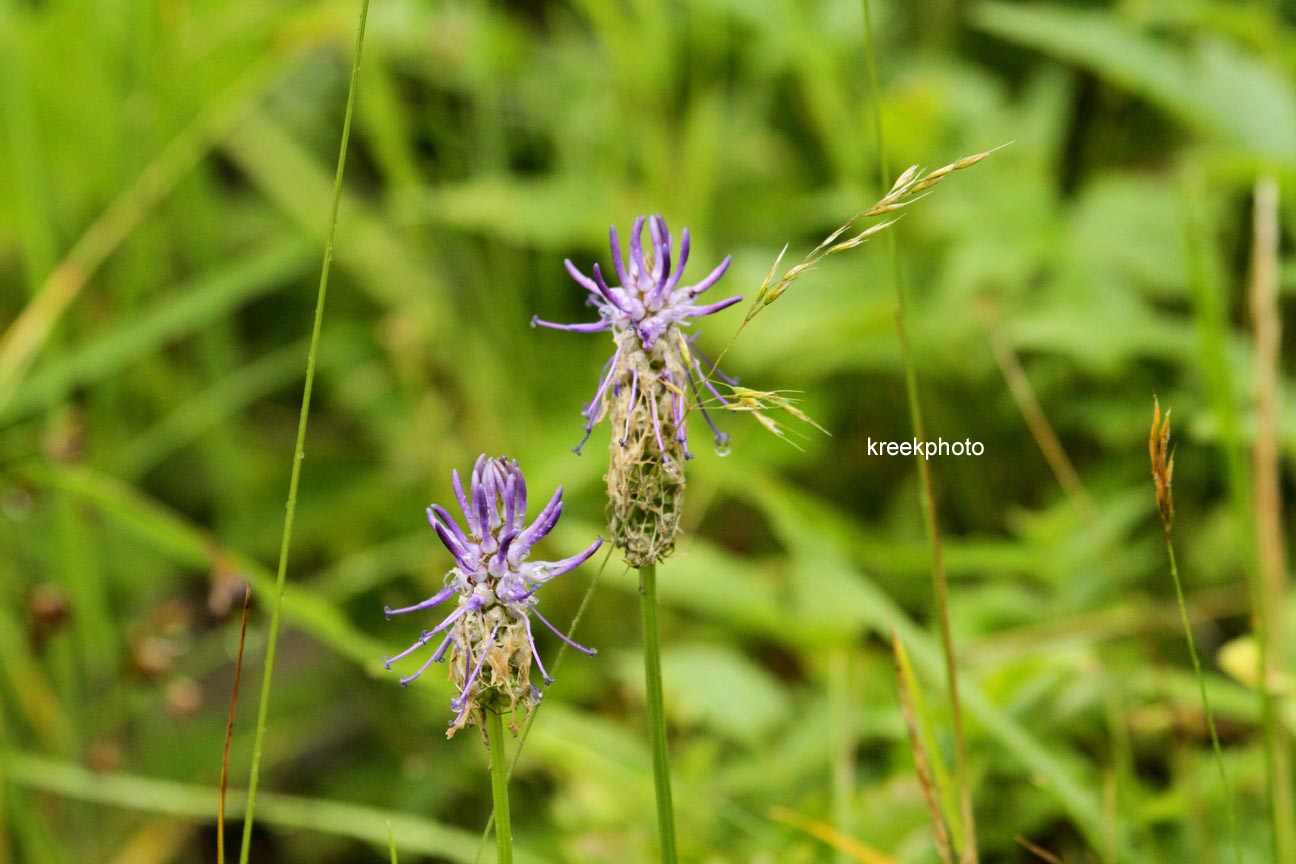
[[2, 0, 1296, 861]]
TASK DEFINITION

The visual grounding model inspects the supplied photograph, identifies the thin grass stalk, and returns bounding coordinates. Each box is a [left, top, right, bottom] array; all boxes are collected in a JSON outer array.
[[1016, 838, 1066, 864], [387, 820, 398, 864], [978, 300, 1091, 517], [1162, 530, 1242, 864], [218, 582, 253, 864], [485, 709, 514, 864], [236, 2, 370, 859], [892, 633, 956, 864], [640, 561, 679, 864], [860, 4, 978, 862], [1248, 175, 1294, 863], [1179, 169, 1277, 855], [1150, 400, 1241, 862]]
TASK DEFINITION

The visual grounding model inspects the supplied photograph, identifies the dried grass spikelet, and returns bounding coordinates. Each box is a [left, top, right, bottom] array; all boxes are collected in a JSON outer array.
[[606, 328, 688, 567], [1150, 397, 1175, 526], [744, 149, 996, 324]]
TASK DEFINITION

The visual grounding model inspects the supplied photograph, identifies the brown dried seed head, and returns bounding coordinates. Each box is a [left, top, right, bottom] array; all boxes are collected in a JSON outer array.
[[1150, 397, 1175, 525]]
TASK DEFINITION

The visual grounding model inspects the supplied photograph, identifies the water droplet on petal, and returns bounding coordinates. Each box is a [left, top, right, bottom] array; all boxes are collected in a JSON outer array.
[[714, 434, 732, 457]]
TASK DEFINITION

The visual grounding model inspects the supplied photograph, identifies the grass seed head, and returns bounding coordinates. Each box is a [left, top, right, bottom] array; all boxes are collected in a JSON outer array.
[[1150, 398, 1175, 526]]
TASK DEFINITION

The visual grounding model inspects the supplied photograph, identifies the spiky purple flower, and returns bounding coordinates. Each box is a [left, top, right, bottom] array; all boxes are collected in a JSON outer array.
[[384, 455, 601, 737], [532, 215, 741, 460], [532, 216, 741, 566]]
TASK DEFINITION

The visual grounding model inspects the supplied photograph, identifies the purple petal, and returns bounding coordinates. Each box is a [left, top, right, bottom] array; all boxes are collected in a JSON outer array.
[[629, 216, 647, 280], [573, 424, 596, 456], [527, 537, 603, 583], [575, 347, 621, 455], [648, 389, 666, 455], [584, 343, 621, 417], [591, 264, 632, 313], [524, 616, 553, 684], [683, 254, 732, 297], [511, 488, 563, 563], [430, 629, 455, 662], [686, 364, 729, 444], [384, 629, 433, 669], [608, 225, 630, 287], [384, 582, 457, 619], [473, 472, 491, 537], [482, 461, 503, 531], [511, 471, 528, 531], [428, 504, 470, 549], [496, 530, 517, 567], [621, 367, 639, 445], [683, 294, 742, 318], [532, 606, 597, 656], [431, 522, 474, 568], [399, 635, 452, 687], [451, 469, 473, 531], [563, 259, 601, 294], [649, 215, 669, 284], [531, 315, 611, 333], [657, 227, 690, 300], [503, 475, 517, 533], [468, 457, 485, 534]]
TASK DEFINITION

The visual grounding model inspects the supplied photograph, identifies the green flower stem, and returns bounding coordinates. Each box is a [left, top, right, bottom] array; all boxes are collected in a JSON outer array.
[[485, 709, 514, 864], [640, 562, 679, 864], [236, 1, 370, 860], [1162, 528, 1242, 864]]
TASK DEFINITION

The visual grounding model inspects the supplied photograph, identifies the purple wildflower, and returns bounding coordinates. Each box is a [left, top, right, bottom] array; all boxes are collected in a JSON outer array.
[[532, 215, 741, 459], [384, 455, 601, 737]]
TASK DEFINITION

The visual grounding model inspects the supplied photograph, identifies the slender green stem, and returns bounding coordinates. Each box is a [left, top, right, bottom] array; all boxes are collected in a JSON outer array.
[[470, 550, 617, 864], [640, 561, 679, 864], [1248, 176, 1294, 864], [1181, 168, 1278, 860], [860, 4, 977, 863], [486, 709, 514, 864], [236, 3, 370, 861], [1161, 528, 1243, 864]]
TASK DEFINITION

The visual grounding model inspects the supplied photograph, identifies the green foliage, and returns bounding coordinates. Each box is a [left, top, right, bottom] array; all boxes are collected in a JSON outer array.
[[1, 1, 1293, 862]]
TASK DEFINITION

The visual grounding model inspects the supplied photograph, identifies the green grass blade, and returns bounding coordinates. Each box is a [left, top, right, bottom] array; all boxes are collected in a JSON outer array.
[[3, 751, 555, 864], [236, 1, 372, 858], [1, 241, 311, 425]]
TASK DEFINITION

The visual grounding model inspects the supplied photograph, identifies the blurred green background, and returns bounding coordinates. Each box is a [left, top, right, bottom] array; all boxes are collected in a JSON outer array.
[[3, 0, 1296, 861]]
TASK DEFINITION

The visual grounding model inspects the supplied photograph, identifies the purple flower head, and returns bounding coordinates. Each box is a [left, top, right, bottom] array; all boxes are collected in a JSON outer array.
[[531, 215, 740, 462], [384, 455, 601, 737], [534, 215, 739, 352]]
